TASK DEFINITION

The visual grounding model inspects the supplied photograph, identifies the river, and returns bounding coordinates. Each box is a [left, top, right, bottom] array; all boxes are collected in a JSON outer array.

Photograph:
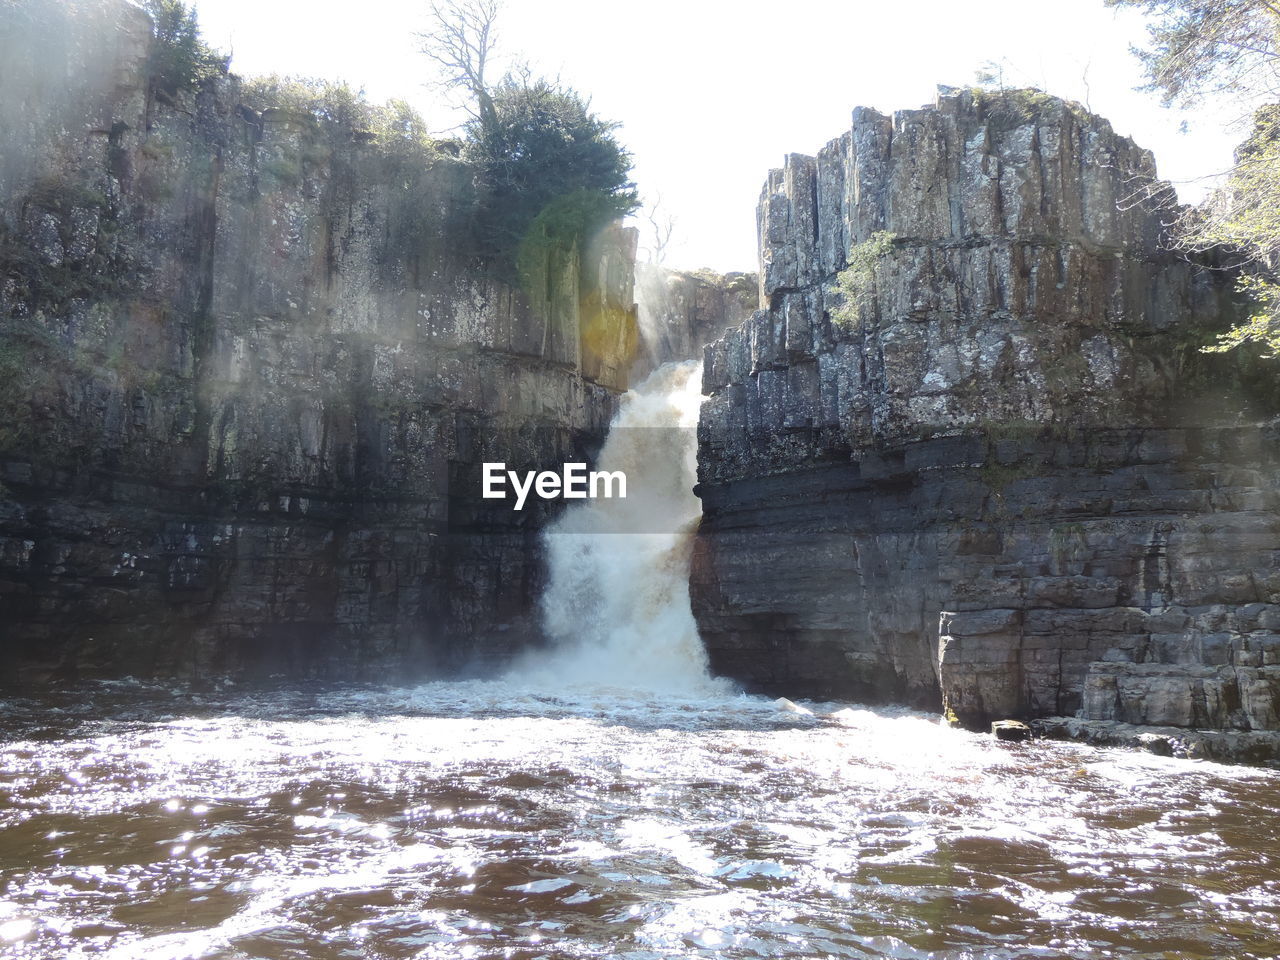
[[2, 681, 1280, 958]]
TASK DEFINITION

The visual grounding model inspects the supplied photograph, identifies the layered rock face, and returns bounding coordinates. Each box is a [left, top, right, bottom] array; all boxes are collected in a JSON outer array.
[[0, 2, 641, 682], [693, 89, 1280, 736]]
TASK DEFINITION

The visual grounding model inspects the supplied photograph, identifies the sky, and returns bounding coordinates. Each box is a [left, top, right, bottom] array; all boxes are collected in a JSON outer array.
[[189, 0, 1249, 273]]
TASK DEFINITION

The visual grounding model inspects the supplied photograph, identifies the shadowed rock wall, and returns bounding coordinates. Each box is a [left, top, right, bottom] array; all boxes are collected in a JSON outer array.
[[0, 1, 641, 683], [633, 264, 755, 377], [693, 88, 1280, 734]]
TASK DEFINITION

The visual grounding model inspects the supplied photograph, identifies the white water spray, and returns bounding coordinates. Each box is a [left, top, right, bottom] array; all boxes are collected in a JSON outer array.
[[512, 360, 726, 694]]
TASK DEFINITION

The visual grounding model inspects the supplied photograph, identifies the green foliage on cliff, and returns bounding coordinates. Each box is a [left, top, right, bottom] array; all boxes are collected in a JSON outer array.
[[1195, 109, 1280, 357], [238, 77, 459, 208], [240, 77, 451, 158], [687, 269, 760, 312], [1111, 0, 1280, 358], [1203, 276, 1280, 357], [721, 272, 760, 311], [418, 1, 637, 276], [241, 76, 363, 123], [237, 69, 639, 282], [831, 232, 896, 328], [967, 86, 1089, 132], [467, 77, 638, 277], [142, 0, 226, 101], [513, 187, 628, 290], [234, 77, 475, 274]]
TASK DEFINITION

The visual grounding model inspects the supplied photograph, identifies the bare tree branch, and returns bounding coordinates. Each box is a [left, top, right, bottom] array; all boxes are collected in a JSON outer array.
[[417, 0, 501, 128], [643, 195, 676, 266], [1108, 0, 1280, 106]]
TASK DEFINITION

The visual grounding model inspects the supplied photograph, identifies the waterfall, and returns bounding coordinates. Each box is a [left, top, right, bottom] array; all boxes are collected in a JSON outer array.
[[512, 360, 724, 694]]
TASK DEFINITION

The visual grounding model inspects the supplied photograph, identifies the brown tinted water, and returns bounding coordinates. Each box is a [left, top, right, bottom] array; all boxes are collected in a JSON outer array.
[[1, 681, 1278, 959]]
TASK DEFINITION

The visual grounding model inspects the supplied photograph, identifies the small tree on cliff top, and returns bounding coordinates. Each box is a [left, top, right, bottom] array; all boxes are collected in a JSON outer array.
[[469, 75, 637, 273], [1108, 0, 1280, 355], [418, 0, 638, 276], [142, 0, 226, 102]]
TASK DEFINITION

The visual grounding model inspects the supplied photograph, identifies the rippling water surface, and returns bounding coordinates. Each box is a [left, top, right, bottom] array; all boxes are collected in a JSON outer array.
[[2, 681, 1279, 959]]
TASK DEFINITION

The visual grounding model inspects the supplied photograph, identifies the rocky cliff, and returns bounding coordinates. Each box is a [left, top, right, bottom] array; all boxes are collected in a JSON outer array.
[[0, 1, 644, 683], [693, 88, 1280, 749], [634, 264, 756, 372]]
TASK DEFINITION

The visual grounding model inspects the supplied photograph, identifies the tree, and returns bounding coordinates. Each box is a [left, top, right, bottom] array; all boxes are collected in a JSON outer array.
[[642, 194, 676, 266], [973, 58, 1010, 91], [1105, 0, 1280, 107], [1109, 0, 1280, 355], [468, 75, 637, 272], [418, 0, 500, 131], [419, 1, 638, 275], [142, 0, 225, 102], [1195, 106, 1280, 355]]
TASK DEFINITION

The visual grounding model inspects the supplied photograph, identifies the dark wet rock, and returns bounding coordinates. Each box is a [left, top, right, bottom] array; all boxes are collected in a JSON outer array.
[[1135, 732, 1175, 756], [693, 87, 1280, 745], [992, 719, 1032, 742], [1033, 717, 1280, 765]]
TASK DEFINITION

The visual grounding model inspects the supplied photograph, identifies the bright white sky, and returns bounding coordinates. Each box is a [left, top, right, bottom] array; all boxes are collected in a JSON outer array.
[[191, 0, 1247, 272]]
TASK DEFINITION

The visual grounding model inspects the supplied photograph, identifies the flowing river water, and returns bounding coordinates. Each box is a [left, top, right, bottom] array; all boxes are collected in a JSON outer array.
[[3, 364, 1280, 959]]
